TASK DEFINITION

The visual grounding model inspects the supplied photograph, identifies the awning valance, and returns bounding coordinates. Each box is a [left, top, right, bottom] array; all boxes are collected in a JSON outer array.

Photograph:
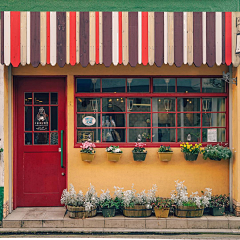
[[1, 11, 240, 68]]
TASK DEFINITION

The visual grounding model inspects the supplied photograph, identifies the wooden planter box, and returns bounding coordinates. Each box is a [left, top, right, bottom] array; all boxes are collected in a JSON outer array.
[[154, 207, 170, 218], [175, 206, 204, 218], [80, 152, 95, 162], [158, 152, 173, 162], [132, 151, 147, 161], [67, 206, 97, 219], [107, 152, 122, 162], [123, 205, 152, 218], [184, 152, 199, 161]]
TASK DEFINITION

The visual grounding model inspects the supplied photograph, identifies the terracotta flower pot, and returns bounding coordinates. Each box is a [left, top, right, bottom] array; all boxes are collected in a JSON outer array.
[[80, 152, 95, 162], [158, 152, 173, 162], [107, 152, 122, 162], [154, 207, 170, 218]]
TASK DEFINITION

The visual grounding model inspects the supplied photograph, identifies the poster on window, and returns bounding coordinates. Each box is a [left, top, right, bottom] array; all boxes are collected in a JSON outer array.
[[34, 107, 49, 131], [207, 129, 217, 142]]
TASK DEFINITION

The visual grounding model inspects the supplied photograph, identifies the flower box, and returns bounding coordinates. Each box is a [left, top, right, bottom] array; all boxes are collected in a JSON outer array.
[[175, 206, 204, 218], [210, 207, 225, 216], [123, 205, 152, 218], [81, 152, 95, 162], [184, 152, 199, 161], [67, 205, 97, 219], [158, 152, 173, 162], [102, 207, 116, 217], [132, 151, 147, 161], [154, 207, 170, 218], [107, 152, 122, 162]]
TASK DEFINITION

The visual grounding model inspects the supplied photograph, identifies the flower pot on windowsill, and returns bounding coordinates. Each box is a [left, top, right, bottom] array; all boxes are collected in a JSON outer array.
[[102, 207, 116, 217], [175, 206, 204, 218], [210, 207, 225, 216], [158, 152, 173, 162], [107, 152, 122, 162], [154, 207, 170, 218], [80, 152, 95, 162], [132, 151, 147, 162], [184, 152, 199, 161]]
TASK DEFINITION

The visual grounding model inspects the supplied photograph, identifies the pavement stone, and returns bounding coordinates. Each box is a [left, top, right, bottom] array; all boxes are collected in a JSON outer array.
[[21, 220, 42, 228], [42, 220, 64, 228], [146, 219, 167, 229], [124, 219, 145, 229], [167, 219, 188, 229]]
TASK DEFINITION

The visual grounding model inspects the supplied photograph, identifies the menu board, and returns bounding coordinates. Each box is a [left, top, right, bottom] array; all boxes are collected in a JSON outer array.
[[207, 129, 217, 142]]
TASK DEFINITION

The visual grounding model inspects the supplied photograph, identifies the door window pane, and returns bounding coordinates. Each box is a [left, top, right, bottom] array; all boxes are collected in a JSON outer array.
[[202, 128, 226, 142], [177, 98, 200, 111], [34, 133, 49, 145], [177, 128, 201, 142], [127, 78, 150, 92], [152, 98, 175, 112], [152, 128, 176, 142], [202, 113, 225, 127], [127, 98, 151, 112], [153, 78, 175, 92], [102, 78, 126, 92], [152, 113, 175, 127], [102, 129, 125, 142], [77, 129, 101, 143], [128, 113, 151, 127], [202, 98, 225, 112], [51, 106, 58, 131], [77, 98, 100, 112], [34, 106, 49, 131], [25, 93, 32, 104], [51, 93, 58, 105], [76, 78, 100, 93], [177, 113, 201, 127], [202, 78, 226, 93], [34, 93, 49, 104], [177, 78, 200, 92], [102, 114, 125, 127], [102, 98, 125, 112], [77, 114, 100, 127], [128, 128, 151, 142], [25, 106, 32, 131], [25, 133, 32, 145], [50, 132, 58, 145]]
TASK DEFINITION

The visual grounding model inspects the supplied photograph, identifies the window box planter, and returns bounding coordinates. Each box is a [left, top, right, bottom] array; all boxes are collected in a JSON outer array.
[[102, 207, 116, 217], [80, 152, 95, 162], [123, 205, 152, 218], [154, 207, 170, 218], [158, 152, 173, 162], [132, 151, 147, 161], [107, 152, 122, 162], [175, 206, 204, 218], [184, 152, 199, 161], [210, 207, 225, 216], [67, 206, 97, 219]]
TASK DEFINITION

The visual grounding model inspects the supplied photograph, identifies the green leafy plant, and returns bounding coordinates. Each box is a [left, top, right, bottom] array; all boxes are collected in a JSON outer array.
[[99, 189, 121, 209], [202, 144, 232, 161], [209, 194, 230, 208], [158, 145, 173, 153], [106, 145, 122, 153], [180, 142, 202, 154], [152, 197, 173, 209], [133, 142, 147, 153], [0, 148, 3, 153]]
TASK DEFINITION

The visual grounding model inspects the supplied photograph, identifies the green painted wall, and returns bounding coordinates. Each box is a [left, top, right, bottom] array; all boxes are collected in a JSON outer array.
[[0, 0, 239, 12]]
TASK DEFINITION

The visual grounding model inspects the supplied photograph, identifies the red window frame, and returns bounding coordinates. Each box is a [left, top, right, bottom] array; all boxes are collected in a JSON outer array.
[[74, 75, 228, 148]]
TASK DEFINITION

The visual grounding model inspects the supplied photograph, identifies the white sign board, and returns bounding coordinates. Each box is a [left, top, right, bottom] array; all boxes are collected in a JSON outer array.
[[207, 129, 217, 142]]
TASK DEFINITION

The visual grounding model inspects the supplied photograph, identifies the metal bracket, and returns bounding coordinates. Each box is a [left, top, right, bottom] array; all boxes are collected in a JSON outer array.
[[237, 17, 240, 27], [222, 72, 237, 86]]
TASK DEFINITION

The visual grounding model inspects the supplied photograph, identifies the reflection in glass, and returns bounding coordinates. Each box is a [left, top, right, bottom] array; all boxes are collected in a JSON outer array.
[[77, 114, 100, 127], [152, 98, 175, 112], [152, 128, 176, 142], [202, 98, 225, 112], [127, 78, 150, 92], [128, 113, 151, 127], [102, 114, 125, 127], [127, 98, 151, 112], [51, 133, 58, 145], [177, 128, 201, 142], [177, 78, 200, 92], [177, 113, 201, 127], [202, 78, 226, 93], [76, 78, 100, 93], [102, 129, 125, 142], [25, 93, 32, 104], [153, 78, 175, 92], [202, 128, 225, 142], [34, 106, 49, 131], [77, 129, 101, 143], [25, 106, 32, 131], [102, 78, 125, 92], [77, 98, 100, 112], [202, 113, 225, 127], [25, 133, 32, 145], [177, 98, 200, 112], [51, 107, 58, 131], [152, 113, 175, 127], [102, 98, 125, 112], [51, 93, 58, 104], [128, 128, 151, 142], [34, 93, 49, 104], [34, 133, 49, 145]]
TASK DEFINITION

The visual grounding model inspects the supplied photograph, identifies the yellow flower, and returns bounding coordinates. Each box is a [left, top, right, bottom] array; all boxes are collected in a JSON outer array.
[[184, 145, 186, 148], [190, 149, 192, 152], [180, 144, 183, 147]]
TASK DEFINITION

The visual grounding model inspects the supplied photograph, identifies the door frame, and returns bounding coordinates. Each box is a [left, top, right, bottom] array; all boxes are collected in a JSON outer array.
[[13, 75, 68, 209]]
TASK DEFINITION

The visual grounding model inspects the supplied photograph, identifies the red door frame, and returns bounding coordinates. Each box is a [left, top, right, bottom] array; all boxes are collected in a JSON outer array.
[[13, 75, 68, 209]]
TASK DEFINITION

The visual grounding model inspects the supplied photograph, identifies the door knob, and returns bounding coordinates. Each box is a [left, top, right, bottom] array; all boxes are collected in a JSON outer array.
[[61, 172, 65, 176]]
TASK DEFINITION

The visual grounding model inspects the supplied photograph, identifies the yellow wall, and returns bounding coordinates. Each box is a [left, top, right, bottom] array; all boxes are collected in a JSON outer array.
[[11, 63, 229, 198]]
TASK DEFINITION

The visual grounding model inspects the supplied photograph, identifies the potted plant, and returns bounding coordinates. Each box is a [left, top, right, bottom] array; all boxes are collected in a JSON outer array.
[[80, 141, 96, 162], [180, 142, 202, 161], [209, 194, 229, 216], [106, 145, 122, 162], [158, 145, 173, 162], [152, 197, 173, 218], [60, 183, 99, 218], [171, 180, 212, 218], [132, 142, 147, 161], [202, 144, 232, 161]]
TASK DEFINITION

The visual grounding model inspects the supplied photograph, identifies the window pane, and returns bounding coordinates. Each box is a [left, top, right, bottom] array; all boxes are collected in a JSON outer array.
[[177, 98, 200, 111], [152, 98, 175, 112], [152, 128, 176, 142], [102, 98, 125, 112], [34, 93, 49, 104], [102, 78, 125, 92], [25, 133, 32, 145], [177, 78, 200, 92], [202, 78, 226, 93], [25, 93, 32, 104], [34, 133, 49, 145], [202, 128, 226, 142], [128, 113, 151, 127], [51, 106, 58, 131], [202, 98, 225, 112], [51, 93, 58, 104], [77, 114, 100, 127], [77, 129, 101, 143], [202, 113, 225, 127], [153, 78, 175, 92], [102, 129, 125, 142], [152, 113, 175, 127], [127, 98, 151, 112], [102, 114, 125, 127], [50, 132, 58, 145], [77, 98, 100, 112], [177, 128, 201, 142], [76, 78, 100, 93], [25, 106, 32, 131], [127, 78, 150, 92], [177, 113, 201, 127], [128, 128, 151, 142], [34, 106, 49, 131]]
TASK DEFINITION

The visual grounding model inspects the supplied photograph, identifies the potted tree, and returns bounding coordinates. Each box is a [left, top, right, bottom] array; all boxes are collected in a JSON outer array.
[[180, 142, 202, 161], [171, 180, 212, 218], [209, 194, 229, 216], [80, 141, 96, 162], [202, 144, 232, 161], [132, 142, 147, 161], [106, 145, 123, 162], [158, 145, 173, 162], [152, 197, 173, 218]]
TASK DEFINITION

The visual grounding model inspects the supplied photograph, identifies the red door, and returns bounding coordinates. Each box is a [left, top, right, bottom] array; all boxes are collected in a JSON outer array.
[[15, 77, 66, 207]]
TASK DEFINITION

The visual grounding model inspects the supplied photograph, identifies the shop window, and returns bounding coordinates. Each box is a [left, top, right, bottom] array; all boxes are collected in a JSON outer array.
[[75, 77, 228, 146]]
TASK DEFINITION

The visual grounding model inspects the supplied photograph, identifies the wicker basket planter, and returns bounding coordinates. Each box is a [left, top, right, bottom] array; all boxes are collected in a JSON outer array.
[[158, 152, 173, 162], [80, 152, 95, 162], [107, 152, 122, 162], [154, 207, 170, 218], [132, 151, 147, 162], [175, 206, 204, 218], [210, 207, 225, 216], [123, 205, 152, 218], [67, 206, 97, 219], [184, 152, 199, 161], [102, 207, 116, 217]]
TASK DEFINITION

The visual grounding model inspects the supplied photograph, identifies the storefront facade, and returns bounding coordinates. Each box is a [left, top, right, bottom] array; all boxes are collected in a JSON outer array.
[[1, 11, 240, 217]]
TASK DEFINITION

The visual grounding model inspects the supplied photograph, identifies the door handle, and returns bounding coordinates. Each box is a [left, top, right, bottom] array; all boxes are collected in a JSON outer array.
[[61, 130, 64, 168]]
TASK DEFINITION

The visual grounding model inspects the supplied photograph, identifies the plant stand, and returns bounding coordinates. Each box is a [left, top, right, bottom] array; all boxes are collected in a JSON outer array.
[[123, 205, 152, 217], [107, 152, 122, 162], [154, 207, 170, 218], [175, 206, 204, 218], [132, 151, 147, 162], [80, 152, 95, 162], [184, 152, 199, 161], [210, 207, 225, 216], [102, 207, 116, 217], [67, 206, 97, 219], [158, 152, 173, 162]]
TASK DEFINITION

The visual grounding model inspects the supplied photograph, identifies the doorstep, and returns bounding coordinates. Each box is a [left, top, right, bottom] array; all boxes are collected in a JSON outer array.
[[2, 207, 240, 231]]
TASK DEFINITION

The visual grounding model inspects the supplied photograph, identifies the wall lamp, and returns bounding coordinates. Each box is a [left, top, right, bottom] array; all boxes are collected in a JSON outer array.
[[222, 72, 237, 86]]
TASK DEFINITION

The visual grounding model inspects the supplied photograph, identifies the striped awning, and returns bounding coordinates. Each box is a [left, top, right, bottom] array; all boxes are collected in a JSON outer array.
[[1, 11, 240, 68]]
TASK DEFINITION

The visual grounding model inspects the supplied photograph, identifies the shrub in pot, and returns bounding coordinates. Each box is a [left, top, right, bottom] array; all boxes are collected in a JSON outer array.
[[80, 141, 96, 162], [132, 142, 147, 161], [209, 194, 229, 216], [171, 180, 212, 218], [158, 145, 173, 162], [203, 144, 232, 161], [106, 145, 123, 162], [152, 197, 173, 218], [180, 142, 202, 161]]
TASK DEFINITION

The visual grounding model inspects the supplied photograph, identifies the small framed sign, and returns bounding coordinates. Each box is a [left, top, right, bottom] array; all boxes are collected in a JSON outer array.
[[236, 33, 240, 54], [82, 116, 96, 126], [207, 129, 217, 142]]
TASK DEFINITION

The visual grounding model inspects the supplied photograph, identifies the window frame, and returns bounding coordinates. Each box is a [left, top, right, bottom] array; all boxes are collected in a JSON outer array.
[[74, 75, 228, 148]]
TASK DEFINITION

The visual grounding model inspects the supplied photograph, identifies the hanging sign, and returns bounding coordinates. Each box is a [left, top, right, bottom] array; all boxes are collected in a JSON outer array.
[[207, 129, 217, 142], [82, 116, 96, 126]]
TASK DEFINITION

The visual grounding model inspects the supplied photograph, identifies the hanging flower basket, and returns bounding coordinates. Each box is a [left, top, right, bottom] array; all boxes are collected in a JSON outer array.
[[107, 152, 122, 162], [158, 152, 173, 162], [184, 152, 199, 161], [175, 206, 204, 218], [154, 207, 170, 218], [123, 205, 152, 218], [67, 206, 97, 219], [80, 152, 95, 162]]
